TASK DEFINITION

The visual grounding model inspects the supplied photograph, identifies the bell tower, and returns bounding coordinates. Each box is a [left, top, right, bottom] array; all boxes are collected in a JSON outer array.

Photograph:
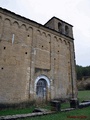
[[45, 16, 73, 39]]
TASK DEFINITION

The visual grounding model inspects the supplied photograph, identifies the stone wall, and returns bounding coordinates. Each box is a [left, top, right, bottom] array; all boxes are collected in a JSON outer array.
[[0, 7, 77, 104], [0, 11, 33, 103]]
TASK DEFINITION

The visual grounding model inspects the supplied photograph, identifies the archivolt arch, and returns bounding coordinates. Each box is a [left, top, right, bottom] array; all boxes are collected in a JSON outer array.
[[64, 40, 67, 45], [28, 26, 33, 31], [47, 34, 51, 37], [37, 29, 41, 35], [13, 21, 19, 28], [54, 36, 57, 41], [20, 24, 27, 31], [42, 32, 47, 37], [35, 75, 50, 89], [59, 38, 63, 43], [27, 27, 33, 37], [4, 18, 12, 25]]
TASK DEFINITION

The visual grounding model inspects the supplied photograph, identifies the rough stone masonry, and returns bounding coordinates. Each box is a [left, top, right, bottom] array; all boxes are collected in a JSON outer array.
[[0, 7, 77, 104]]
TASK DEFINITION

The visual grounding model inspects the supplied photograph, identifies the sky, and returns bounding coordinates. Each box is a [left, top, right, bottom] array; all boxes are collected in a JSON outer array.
[[0, 0, 90, 66]]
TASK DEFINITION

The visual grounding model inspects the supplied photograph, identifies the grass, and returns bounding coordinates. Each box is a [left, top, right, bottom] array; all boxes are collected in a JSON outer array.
[[78, 90, 90, 102], [19, 107, 90, 120], [0, 90, 90, 118], [61, 102, 70, 109], [0, 106, 35, 116]]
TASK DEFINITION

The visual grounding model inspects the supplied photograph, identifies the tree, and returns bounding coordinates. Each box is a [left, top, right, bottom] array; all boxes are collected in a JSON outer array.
[[76, 65, 90, 80]]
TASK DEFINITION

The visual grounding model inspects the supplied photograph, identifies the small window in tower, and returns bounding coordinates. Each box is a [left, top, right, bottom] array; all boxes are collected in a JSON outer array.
[[58, 22, 62, 33], [65, 25, 69, 35]]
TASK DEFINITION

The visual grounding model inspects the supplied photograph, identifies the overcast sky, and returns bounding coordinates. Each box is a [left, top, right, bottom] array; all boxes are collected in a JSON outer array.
[[0, 0, 90, 66]]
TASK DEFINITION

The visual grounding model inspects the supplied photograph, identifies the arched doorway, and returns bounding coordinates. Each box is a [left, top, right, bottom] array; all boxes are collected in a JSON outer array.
[[35, 75, 50, 101], [36, 79, 47, 99]]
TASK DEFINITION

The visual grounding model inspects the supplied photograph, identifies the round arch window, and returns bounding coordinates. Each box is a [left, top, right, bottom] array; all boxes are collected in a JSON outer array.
[[58, 22, 62, 33], [65, 25, 69, 35]]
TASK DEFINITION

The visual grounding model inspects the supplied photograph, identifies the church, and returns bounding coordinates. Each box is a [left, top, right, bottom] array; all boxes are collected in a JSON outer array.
[[0, 7, 77, 104]]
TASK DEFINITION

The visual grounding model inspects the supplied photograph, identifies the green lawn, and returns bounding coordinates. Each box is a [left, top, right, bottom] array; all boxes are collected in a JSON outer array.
[[0, 107, 35, 116], [22, 90, 89, 120], [0, 90, 90, 119], [19, 107, 90, 120], [78, 90, 90, 102]]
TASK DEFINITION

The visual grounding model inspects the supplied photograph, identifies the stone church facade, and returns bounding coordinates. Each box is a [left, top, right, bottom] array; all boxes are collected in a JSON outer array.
[[0, 7, 77, 104]]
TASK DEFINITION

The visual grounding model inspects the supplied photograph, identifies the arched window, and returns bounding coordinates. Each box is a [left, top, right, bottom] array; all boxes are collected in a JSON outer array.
[[65, 25, 69, 35], [58, 22, 62, 33]]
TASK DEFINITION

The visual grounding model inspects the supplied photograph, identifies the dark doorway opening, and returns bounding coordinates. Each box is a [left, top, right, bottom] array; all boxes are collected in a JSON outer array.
[[36, 79, 47, 99]]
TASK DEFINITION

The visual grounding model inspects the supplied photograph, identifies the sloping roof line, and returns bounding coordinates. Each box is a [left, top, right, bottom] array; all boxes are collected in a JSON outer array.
[[0, 7, 74, 40], [44, 16, 73, 27]]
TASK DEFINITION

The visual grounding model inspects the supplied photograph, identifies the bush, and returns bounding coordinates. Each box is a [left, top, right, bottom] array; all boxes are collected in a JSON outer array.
[[85, 83, 90, 90]]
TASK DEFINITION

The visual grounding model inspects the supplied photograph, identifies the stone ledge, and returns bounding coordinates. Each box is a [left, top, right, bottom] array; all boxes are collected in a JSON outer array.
[[0, 111, 54, 120], [79, 102, 90, 108], [1, 102, 90, 120], [0, 108, 76, 120], [61, 108, 75, 112]]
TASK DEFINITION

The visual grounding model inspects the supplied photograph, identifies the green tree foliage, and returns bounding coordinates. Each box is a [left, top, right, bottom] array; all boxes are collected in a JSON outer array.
[[76, 65, 90, 80]]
